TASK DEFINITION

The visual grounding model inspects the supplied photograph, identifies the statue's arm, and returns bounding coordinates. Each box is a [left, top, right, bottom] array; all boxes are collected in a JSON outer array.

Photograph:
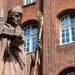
[[3, 25, 14, 35], [10, 26, 24, 47], [0, 23, 15, 38]]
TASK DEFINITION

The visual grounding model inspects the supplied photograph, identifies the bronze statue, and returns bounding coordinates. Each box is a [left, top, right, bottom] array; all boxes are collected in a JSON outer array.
[[0, 6, 25, 75]]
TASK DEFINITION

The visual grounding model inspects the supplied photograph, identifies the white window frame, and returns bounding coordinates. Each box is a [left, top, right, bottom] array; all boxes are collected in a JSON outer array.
[[23, 0, 36, 5], [60, 14, 75, 45], [23, 25, 38, 53]]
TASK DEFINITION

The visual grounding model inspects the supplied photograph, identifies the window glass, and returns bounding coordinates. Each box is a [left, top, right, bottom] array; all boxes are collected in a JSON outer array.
[[31, 25, 38, 35], [31, 36, 38, 51], [71, 26, 75, 41], [24, 26, 30, 36], [61, 15, 69, 26], [24, 0, 35, 5], [24, 25, 38, 53], [62, 38, 65, 43], [24, 38, 30, 52], [66, 37, 70, 43], [70, 14, 75, 25], [60, 13, 75, 44], [61, 28, 70, 44]]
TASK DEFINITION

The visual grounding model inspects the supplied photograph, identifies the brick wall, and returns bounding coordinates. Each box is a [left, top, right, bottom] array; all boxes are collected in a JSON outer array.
[[0, 0, 22, 21], [22, 0, 40, 25], [43, 0, 75, 75]]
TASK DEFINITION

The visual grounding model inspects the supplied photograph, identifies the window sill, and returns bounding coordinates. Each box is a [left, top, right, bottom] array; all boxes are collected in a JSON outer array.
[[23, 2, 36, 8], [57, 42, 75, 48], [25, 51, 36, 54]]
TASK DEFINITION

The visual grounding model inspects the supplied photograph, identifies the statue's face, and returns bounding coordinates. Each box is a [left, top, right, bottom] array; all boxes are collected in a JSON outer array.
[[12, 12, 22, 25]]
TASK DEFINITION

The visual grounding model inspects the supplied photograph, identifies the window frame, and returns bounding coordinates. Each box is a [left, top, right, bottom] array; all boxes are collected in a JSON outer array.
[[23, 0, 36, 5], [23, 25, 38, 53], [66, 72, 75, 75], [60, 13, 75, 45]]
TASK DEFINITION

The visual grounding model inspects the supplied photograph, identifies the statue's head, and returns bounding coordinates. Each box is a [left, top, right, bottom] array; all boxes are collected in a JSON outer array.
[[6, 6, 23, 27]]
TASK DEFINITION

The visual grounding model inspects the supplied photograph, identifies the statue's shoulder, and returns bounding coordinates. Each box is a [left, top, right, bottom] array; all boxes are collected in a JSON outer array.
[[4, 23, 14, 28], [3, 23, 14, 35]]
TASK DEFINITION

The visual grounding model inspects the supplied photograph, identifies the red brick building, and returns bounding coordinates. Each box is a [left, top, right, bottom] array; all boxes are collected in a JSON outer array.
[[43, 0, 75, 75], [1, 0, 75, 75]]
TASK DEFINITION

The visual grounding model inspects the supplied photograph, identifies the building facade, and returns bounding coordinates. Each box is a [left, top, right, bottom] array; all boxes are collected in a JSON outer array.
[[1, 0, 75, 75], [43, 0, 75, 75]]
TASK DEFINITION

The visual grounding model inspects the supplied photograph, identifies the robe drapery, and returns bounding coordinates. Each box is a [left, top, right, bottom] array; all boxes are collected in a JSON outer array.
[[0, 23, 26, 75]]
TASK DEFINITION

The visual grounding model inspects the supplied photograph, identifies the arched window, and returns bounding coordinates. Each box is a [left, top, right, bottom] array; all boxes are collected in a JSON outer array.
[[66, 72, 75, 75], [60, 13, 75, 44], [23, 25, 38, 53], [59, 67, 75, 75]]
